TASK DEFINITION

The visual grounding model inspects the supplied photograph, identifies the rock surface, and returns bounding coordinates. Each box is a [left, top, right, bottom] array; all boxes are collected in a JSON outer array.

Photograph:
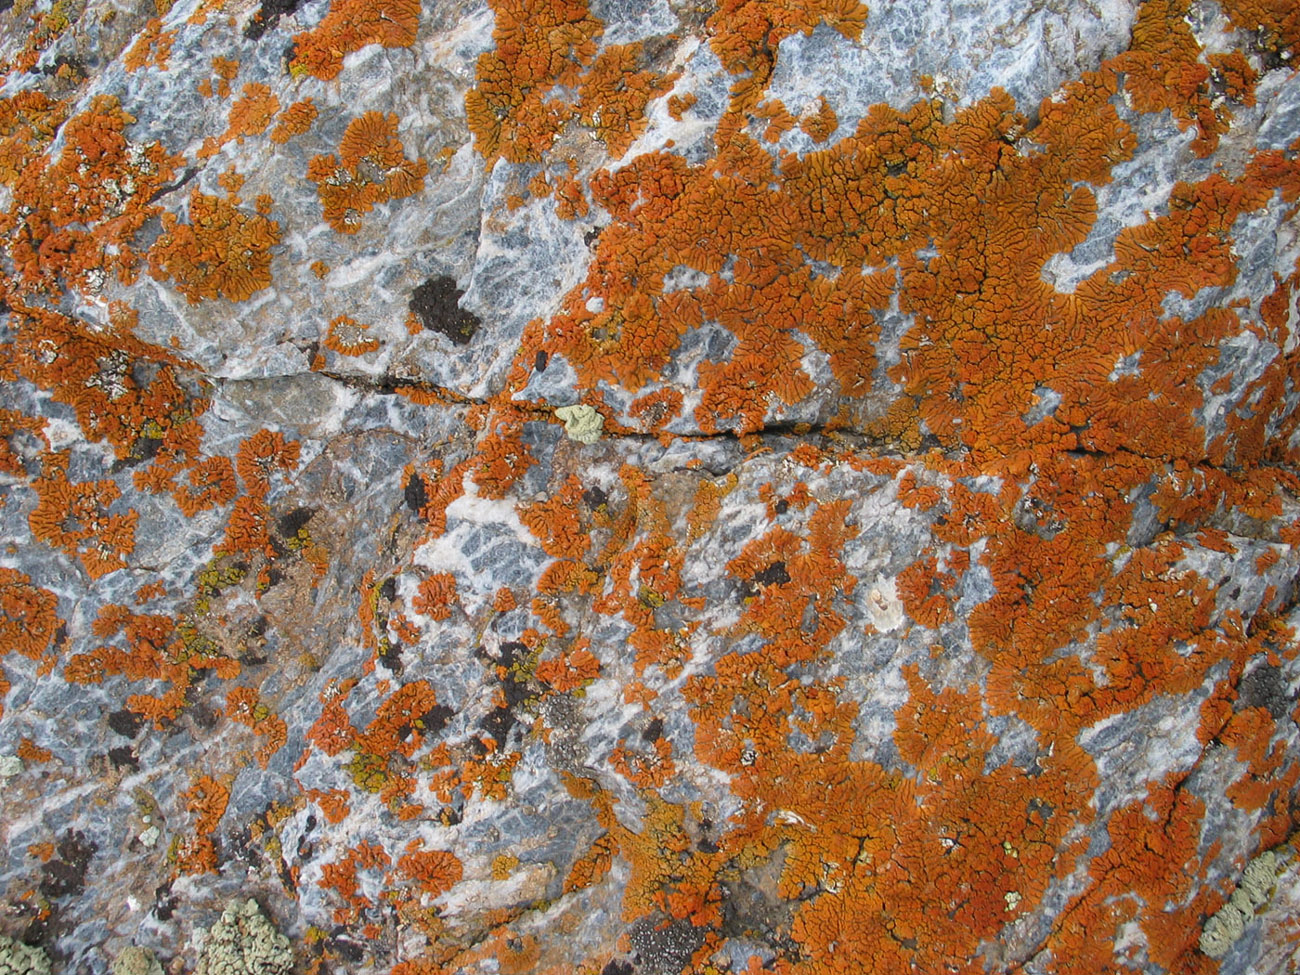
[[0, 0, 1298, 973]]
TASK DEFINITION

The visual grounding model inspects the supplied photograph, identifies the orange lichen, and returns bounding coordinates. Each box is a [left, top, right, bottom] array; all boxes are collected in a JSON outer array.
[[16, 737, 51, 763], [0, 95, 184, 299], [1108, 0, 1226, 156], [185, 774, 231, 835], [577, 43, 677, 157], [0, 568, 61, 662], [535, 643, 599, 692], [221, 83, 281, 143], [148, 191, 281, 303], [270, 98, 318, 144], [29, 461, 137, 578], [235, 429, 300, 499], [394, 844, 463, 897], [226, 686, 289, 768], [800, 95, 838, 142], [464, 0, 603, 164], [1218, 0, 1300, 58], [289, 0, 420, 81], [324, 315, 382, 356], [172, 456, 238, 517], [307, 112, 427, 234], [123, 18, 175, 72], [413, 573, 458, 621]]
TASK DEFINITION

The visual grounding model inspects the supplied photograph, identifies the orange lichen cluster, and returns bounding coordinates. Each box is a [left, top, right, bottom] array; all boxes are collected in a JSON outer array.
[[1108, 0, 1236, 156], [0, 95, 184, 300], [147, 190, 281, 302], [1218, 0, 1300, 58], [6, 305, 206, 472], [270, 98, 318, 144], [505, 130, 894, 432], [306, 112, 427, 234], [199, 83, 282, 157], [464, 0, 603, 164], [706, 0, 866, 127], [577, 43, 678, 157], [0, 90, 66, 185], [0, 569, 62, 708], [28, 457, 137, 579], [289, 0, 419, 81], [226, 686, 289, 768], [63, 603, 238, 726], [123, 18, 176, 72], [412, 572, 458, 620], [324, 315, 382, 356]]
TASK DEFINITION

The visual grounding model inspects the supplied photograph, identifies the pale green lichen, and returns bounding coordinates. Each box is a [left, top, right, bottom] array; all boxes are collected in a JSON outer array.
[[111, 945, 164, 975], [0, 936, 51, 975], [554, 404, 603, 444], [0, 756, 23, 780], [195, 899, 293, 975], [1200, 848, 1282, 959]]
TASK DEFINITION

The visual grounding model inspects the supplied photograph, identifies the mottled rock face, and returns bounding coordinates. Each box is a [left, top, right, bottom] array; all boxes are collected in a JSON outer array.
[[0, 0, 1299, 973]]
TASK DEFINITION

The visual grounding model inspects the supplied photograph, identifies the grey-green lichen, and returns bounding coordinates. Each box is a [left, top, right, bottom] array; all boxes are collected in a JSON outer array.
[[111, 946, 164, 975], [1199, 848, 1283, 959], [0, 936, 51, 975], [195, 900, 293, 975], [554, 404, 604, 444]]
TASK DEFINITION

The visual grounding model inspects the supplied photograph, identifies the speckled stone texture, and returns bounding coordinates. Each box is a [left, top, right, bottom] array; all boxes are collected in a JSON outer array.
[[0, 0, 1299, 973]]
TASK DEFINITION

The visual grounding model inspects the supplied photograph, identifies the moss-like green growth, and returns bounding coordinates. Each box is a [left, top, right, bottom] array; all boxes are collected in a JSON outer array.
[[554, 404, 604, 444], [111, 945, 164, 975], [195, 899, 293, 975], [1200, 848, 1283, 959], [0, 936, 51, 975]]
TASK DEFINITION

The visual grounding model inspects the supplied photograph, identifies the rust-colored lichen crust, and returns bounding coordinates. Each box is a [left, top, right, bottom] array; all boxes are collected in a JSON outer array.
[[0, 0, 1297, 972]]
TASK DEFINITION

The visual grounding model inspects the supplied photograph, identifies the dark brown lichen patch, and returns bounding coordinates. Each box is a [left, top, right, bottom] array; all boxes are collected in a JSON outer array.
[[409, 275, 480, 345], [244, 0, 306, 40]]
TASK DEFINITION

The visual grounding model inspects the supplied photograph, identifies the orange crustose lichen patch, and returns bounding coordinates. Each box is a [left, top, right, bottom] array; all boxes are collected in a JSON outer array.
[[0, 95, 184, 301], [324, 315, 382, 356], [464, 0, 603, 165], [307, 112, 427, 234], [289, 0, 420, 80], [147, 191, 281, 302], [270, 98, 318, 144]]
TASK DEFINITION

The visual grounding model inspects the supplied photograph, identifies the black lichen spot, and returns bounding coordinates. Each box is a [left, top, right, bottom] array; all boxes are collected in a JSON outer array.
[[1238, 663, 1293, 720], [244, 0, 305, 40], [583, 485, 608, 509], [774, 499, 789, 515], [534, 350, 548, 373], [404, 472, 428, 513], [753, 561, 790, 588], [601, 961, 634, 975], [641, 716, 664, 742], [629, 916, 706, 975], [40, 831, 96, 900], [422, 703, 454, 735], [409, 275, 480, 345], [329, 935, 366, 964], [108, 708, 145, 738], [153, 882, 178, 921], [277, 506, 314, 538], [108, 746, 139, 771], [482, 705, 516, 744], [380, 577, 397, 601]]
